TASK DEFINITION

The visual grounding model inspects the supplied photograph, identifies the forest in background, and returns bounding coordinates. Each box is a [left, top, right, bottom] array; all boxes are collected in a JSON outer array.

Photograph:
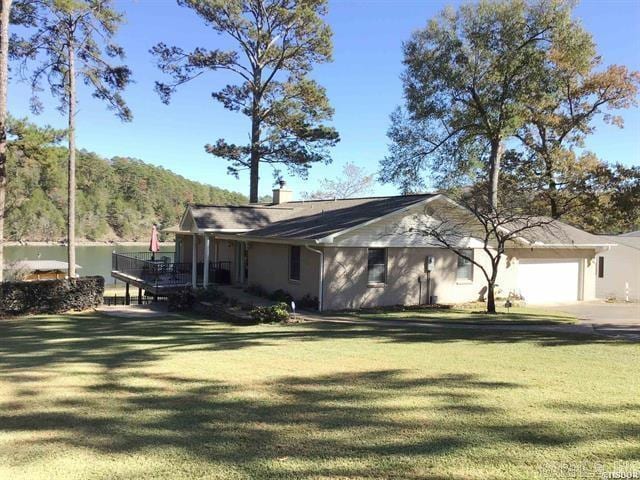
[[6, 118, 246, 242]]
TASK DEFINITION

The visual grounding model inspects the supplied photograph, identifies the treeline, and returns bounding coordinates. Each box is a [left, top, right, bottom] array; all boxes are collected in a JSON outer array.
[[6, 118, 245, 242]]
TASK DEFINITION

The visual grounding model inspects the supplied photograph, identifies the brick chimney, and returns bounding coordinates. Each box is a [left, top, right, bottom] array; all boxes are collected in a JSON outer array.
[[272, 179, 293, 204]]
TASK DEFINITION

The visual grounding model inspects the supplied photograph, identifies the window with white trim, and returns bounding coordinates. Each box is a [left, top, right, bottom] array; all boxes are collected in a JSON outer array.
[[456, 250, 473, 282], [367, 248, 387, 284]]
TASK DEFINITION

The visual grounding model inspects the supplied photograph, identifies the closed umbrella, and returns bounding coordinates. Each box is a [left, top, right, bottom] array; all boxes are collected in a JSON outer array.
[[149, 224, 160, 260]]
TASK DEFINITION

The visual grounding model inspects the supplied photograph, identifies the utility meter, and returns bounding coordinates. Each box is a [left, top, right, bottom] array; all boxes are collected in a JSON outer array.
[[425, 256, 435, 272]]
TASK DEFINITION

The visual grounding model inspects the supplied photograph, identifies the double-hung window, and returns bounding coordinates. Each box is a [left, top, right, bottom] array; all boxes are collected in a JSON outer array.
[[367, 248, 387, 284], [289, 246, 301, 281], [456, 250, 473, 282]]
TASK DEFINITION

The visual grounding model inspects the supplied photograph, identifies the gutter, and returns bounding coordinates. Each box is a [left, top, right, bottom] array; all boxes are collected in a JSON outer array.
[[305, 245, 324, 312]]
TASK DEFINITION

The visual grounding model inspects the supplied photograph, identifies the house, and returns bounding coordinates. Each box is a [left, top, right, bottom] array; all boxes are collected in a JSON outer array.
[[111, 183, 615, 310], [595, 231, 640, 302]]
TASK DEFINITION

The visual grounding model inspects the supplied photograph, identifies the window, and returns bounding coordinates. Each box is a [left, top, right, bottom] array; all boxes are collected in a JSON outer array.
[[456, 250, 473, 282], [289, 246, 301, 281], [598, 256, 605, 278], [367, 248, 387, 284]]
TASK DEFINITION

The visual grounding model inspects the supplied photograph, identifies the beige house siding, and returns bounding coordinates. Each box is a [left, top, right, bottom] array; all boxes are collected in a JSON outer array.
[[322, 246, 501, 310], [322, 246, 597, 311], [176, 232, 597, 309], [596, 244, 640, 302], [247, 242, 320, 300]]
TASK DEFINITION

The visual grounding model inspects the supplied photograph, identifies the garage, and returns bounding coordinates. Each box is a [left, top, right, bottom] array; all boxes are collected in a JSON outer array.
[[517, 259, 580, 304]]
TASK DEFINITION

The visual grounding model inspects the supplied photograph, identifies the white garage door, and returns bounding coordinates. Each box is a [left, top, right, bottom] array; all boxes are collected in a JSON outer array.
[[517, 259, 580, 304]]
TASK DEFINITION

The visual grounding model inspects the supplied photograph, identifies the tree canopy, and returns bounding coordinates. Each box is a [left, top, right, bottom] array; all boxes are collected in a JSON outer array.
[[6, 117, 246, 242], [381, 0, 587, 208], [152, 0, 339, 203]]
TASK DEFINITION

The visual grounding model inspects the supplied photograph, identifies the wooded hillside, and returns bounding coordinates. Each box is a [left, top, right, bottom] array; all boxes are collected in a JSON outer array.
[[6, 118, 246, 242]]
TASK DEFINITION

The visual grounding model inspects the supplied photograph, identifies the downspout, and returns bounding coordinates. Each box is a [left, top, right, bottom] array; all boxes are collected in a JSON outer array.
[[305, 244, 324, 312]]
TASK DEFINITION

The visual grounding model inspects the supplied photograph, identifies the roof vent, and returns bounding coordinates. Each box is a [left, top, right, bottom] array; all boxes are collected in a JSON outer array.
[[273, 180, 293, 205]]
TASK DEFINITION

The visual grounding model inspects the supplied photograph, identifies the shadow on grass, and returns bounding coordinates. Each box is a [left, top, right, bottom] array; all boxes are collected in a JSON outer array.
[[0, 311, 631, 374], [1, 367, 638, 478], [336, 308, 576, 324], [0, 314, 637, 478]]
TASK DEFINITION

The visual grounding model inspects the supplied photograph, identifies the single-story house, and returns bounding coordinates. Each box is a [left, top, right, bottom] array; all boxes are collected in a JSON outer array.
[[111, 184, 615, 310], [595, 231, 640, 302]]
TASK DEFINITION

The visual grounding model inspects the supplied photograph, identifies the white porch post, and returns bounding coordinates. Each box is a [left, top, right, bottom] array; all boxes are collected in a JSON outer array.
[[191, 234, 197, 287], [203, 234, 210, 288]]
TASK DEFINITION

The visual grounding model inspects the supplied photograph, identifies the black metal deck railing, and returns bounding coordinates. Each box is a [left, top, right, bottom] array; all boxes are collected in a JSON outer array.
[[112, 252, 231, 288]]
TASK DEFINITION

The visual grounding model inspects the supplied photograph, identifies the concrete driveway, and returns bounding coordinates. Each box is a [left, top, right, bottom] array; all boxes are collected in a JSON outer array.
[[551, 301, 640, 337]]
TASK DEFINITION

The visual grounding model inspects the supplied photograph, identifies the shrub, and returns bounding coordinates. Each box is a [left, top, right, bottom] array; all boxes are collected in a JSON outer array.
[[297, 294, 319, 310], [245, 283, 269, 298], [269, 289, 294, 303], [0, 276, 104, 316], [194, 286, 228, 304], [167, 288, 195, 312], [250, 302, 290, 323]]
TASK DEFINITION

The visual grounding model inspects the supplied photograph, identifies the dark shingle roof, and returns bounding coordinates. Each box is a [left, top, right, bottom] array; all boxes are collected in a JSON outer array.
[[188, 195, 435, 240], [187, 194, 613, 246]]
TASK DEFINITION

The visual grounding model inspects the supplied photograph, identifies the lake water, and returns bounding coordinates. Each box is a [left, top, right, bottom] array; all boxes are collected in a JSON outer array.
[[4, 245, 174, 285]]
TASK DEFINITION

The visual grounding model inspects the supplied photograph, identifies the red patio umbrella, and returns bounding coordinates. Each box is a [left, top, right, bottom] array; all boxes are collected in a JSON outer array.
[[149, 224, 160, 260]]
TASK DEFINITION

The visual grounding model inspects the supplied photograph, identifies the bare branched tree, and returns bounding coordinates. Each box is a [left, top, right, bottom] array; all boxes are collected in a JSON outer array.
[[301, 162, 374, 200], [405, 192, 561, 313]]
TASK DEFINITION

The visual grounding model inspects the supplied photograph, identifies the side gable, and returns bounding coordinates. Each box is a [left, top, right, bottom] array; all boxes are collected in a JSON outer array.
[[178, 207, 198, 233], [325, 195, 484, 248]]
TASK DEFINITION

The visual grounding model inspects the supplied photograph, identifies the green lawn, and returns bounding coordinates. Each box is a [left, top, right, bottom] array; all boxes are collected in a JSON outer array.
[[0, 313, 638, 479], [336, 303, 577, 325]]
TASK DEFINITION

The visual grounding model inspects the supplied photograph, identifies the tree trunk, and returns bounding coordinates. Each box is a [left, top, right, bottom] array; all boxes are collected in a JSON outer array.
[[0, 0, 11, 284], [248, 69, 262, 204], [249, 112, 260, 203], [67, 41, 77, 279], [486, 282, 497, 314], [487, 139, 503, 210], [544, 156, 560, 219]]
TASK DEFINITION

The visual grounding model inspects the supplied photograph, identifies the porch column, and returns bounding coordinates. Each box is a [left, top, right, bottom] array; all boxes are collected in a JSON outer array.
[[192, 234, 197, 287], [203, 234, 210, 288]]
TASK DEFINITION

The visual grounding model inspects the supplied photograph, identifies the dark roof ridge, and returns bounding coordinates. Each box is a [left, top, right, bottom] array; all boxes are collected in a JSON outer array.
[[282, 193, 435, 204], [189, 203, 294, 210]]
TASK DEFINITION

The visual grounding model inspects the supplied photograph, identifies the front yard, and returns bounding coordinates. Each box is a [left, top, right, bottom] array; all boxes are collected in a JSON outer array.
[[0, 312, 638, 479], [335, 303, 578, 324]]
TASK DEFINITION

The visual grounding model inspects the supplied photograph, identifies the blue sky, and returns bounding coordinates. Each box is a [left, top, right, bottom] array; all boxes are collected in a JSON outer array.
[[8, 0, 640, 200]]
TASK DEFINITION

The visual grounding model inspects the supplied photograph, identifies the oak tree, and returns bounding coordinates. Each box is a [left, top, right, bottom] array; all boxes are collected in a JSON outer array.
[[381, 0, 583, 208]]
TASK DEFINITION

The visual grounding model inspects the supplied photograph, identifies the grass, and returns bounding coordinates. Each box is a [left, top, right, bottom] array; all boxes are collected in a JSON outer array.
[[336, 302, 577, 325], [0, 312, 638, 479]]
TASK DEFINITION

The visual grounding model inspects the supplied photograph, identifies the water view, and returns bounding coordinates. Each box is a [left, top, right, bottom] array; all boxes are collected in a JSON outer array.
[[5, 244, 174, 285]]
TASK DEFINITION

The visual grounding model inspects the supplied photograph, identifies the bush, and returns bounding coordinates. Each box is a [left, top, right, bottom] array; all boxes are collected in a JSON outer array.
[[194, 286, 228, 304], [250, 302, 290, 323], [245, 283, 269, 298], [167, 288, 195, 312], [0, 276, 104, 316], [297, 294, 319, 310], [269, 289, 294, 304]]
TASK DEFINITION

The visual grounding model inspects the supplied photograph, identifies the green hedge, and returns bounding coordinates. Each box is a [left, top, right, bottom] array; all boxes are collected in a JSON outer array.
[[0, 276, 104, 316]]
